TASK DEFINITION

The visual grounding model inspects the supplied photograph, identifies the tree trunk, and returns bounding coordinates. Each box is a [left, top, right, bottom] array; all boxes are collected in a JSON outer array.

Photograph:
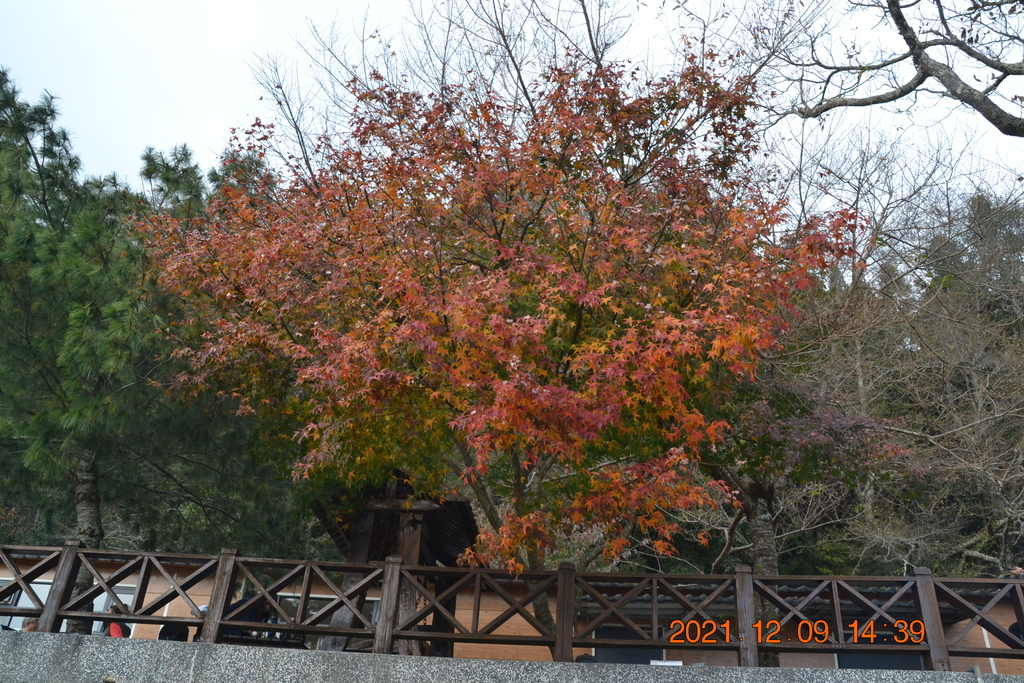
[[746, 497, 779, 576], [534, 589, 559, 660], [521, 549, 560, 660], [69, 449, 104, 634], [321, 511, 375, 652], [744, 493, 780, 666], [853, 337, 877, 524], [74, 449, 104, 549]]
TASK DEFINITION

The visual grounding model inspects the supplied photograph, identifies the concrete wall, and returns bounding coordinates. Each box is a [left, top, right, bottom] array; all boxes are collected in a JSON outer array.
[[2, 631, 1023, 683]]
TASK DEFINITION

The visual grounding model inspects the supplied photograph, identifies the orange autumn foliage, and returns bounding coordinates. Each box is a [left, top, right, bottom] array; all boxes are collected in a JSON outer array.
[[141, 56, 852, 570]]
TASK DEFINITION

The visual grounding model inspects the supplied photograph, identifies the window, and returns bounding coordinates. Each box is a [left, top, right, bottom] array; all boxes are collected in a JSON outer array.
[[275, 593, 379, 625], [91, 587, 136, 636], [0, 583, 22, 630], [0, 580, 134, 634], [837, 652, 925, 670], [274, 593, 380, 650], [592, 625, 665, 665]]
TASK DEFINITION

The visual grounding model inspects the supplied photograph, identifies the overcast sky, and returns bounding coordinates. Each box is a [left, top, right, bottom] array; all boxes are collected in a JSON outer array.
[[0, 0, 676, 185], [2, 0, 1021, 189], [0, 0, 409, 182]]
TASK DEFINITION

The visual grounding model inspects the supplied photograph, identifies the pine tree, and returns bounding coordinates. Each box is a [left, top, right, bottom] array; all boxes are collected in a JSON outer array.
[[0, 71, 317, 560]]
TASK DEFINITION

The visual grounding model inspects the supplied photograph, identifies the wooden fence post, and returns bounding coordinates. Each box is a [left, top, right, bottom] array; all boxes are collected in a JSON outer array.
[[200, 548, 238, 644], [397, 513, 424, 656], [373, 555, 403, 654], [734, 565, 759, 667], [37, 540, 81, 633], [554, 562, 576, 662], [914, 567, 951, 671]]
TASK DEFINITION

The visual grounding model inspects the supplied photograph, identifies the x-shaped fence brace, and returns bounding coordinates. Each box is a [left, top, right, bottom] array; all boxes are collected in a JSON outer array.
[[5, 543, 1024, 669]]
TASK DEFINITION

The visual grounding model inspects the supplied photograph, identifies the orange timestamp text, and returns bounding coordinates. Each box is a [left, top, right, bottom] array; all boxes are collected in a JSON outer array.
[[665, 618, 926, 644]]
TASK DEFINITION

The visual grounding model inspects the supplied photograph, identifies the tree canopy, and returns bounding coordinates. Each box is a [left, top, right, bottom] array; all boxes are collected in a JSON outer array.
[[5, 0, 1018, 582], [141, 54, 853, 571]]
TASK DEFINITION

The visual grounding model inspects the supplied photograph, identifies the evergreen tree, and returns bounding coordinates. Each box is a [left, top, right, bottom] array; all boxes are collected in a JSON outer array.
[[0, 70, 320, 559], [0, 70, 137, 549]]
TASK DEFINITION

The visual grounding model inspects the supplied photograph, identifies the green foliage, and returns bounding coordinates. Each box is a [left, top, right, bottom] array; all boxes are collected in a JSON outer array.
[[0, 70, 322, 558], [141, 144, 206, 219], [0, 70, 141, 478]]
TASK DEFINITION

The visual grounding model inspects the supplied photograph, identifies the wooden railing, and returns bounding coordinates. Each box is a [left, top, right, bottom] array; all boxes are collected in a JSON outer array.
[[3, 541, 1024, 670]]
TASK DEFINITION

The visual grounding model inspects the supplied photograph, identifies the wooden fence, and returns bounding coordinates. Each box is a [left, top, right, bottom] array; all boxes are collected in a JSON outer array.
[[3, 541, 1024, 670]]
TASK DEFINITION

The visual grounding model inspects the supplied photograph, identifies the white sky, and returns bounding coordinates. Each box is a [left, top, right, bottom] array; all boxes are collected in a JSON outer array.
[[0, 0, 410, 182], [2, 0, 1020, 188], [0, 0, 676, 185]]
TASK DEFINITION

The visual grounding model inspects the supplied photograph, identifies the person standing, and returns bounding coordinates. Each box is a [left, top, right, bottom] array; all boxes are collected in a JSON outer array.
[[102, 606, 131, 638]]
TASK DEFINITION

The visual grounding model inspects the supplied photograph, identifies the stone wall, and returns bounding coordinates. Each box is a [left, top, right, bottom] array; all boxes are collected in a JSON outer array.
[[2, 631, 1022, 683]]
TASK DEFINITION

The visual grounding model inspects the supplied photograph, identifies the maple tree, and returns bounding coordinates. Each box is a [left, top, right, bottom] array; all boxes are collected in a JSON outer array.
[[141, 55, 850, 572]]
